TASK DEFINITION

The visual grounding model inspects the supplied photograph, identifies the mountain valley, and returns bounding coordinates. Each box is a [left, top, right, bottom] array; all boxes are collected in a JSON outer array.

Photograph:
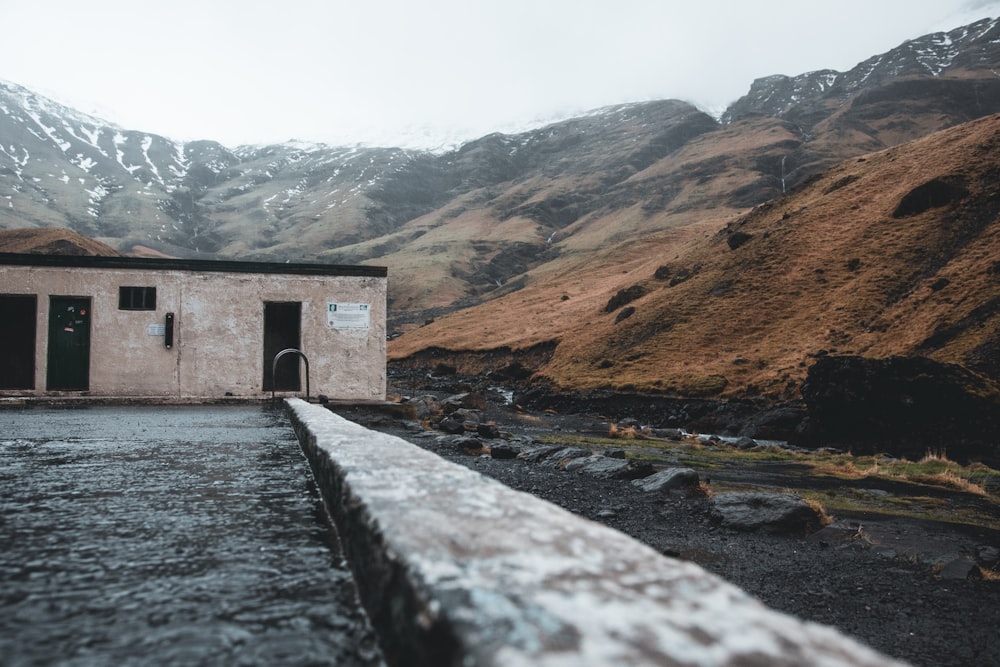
[[2, 17, 1000, 409]]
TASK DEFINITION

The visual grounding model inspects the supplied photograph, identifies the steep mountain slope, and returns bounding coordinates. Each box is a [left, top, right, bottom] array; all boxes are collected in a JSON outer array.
[[0, 79, 421, 259], [389, 113, 1000, 399], [723, 18, 1000, 186]]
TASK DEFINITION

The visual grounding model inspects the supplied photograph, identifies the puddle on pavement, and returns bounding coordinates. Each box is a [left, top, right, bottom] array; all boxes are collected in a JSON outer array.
[[0, 405, 383, 667]]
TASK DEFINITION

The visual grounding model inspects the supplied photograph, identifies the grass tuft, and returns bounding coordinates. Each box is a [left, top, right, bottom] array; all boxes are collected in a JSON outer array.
[[907, 471, 987, 496], [687, 481, 715, 498], [803, 498, 834, 528]]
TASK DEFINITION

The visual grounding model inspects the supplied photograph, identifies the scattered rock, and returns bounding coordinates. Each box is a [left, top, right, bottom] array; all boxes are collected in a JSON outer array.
[[632, 467, 700, 493], [563, 454, 605, 472], [614, 306, 636, 323], [562, 455, 653, 480], [977, 545, 999, 567], [937, 556, 981, 580], [439, 436, 490, 456], [489, 443, 520, 460], [518, 446, 563, 463], [710, 492, 829, 535], [438, 415, 467, 434], [604, 285, 647, 313], [441, 393, 487, 412], [449, 407, 483, 423], [668, 266, 696, 287], [548, 448, 592, 467], [727, 230, 753, 250], [477, 422, 502, 439], [407, 395, 442, 419]]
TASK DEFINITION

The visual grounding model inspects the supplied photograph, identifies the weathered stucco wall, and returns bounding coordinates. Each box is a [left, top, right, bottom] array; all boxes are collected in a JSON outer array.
[[0, 260, 386, 400]]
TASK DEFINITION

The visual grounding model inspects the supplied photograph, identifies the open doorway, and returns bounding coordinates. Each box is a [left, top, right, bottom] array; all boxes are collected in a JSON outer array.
[[0, 295, 37, 389], [262, 301, 301, 392]]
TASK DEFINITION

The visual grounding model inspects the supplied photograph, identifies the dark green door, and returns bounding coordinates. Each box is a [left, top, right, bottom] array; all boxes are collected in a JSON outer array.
[[47, 297, 91, 391]]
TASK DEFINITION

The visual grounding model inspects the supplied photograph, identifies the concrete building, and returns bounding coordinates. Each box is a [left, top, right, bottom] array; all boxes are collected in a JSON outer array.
[[0, 253, 387, 400]]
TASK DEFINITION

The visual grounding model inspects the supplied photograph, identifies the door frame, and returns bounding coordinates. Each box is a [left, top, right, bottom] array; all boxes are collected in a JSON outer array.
[[262, 301, 302, 392], [46, 295, 92, 391]]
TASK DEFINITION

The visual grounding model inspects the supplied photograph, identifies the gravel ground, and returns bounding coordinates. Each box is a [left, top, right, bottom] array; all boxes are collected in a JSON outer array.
[[337, 388, 1000, 667]]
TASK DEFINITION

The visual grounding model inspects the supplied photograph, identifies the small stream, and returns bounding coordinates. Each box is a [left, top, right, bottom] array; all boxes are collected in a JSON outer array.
[[0, 405, 382, 667]]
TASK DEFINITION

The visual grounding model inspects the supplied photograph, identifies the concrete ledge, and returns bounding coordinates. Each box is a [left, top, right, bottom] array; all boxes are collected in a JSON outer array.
[[286, 398, 906, 667]]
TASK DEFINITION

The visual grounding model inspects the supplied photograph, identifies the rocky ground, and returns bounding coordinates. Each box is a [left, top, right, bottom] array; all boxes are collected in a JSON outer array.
[[330, 369, 1000, 667]]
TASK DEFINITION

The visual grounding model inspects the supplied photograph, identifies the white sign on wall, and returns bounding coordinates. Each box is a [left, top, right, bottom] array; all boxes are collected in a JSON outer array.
[[327, 302, 370, 329]]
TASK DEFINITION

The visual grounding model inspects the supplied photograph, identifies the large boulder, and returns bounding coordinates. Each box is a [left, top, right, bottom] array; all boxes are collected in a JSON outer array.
[[563, 455, 654, 480], [632, 467, 700, 493], [710, 492, 829, 535], [545, 447, 592, 468], [796, 355, 1000, 465]]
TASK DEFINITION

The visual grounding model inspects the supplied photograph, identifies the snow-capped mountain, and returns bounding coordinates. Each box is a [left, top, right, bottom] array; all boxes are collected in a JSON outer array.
[[723, 17, 1000, 125], [0, 78, 420, 257], [3, 16, 1000, 309]]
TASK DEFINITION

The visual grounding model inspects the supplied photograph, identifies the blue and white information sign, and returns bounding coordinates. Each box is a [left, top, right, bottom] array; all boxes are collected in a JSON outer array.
[[327, 302, 370, 329]]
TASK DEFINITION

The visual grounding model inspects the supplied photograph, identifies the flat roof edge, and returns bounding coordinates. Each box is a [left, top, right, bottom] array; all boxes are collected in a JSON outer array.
[[0, 252, 387, 278]]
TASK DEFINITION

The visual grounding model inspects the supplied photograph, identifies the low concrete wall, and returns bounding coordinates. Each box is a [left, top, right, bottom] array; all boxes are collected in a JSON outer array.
[[286, 399, 906, 667]]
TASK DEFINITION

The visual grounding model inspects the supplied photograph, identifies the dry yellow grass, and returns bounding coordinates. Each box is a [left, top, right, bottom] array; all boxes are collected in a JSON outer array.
[[809, 451, 992, 497], [0, 228, 120, 256], [907, 472, 988, 496], [803, 498, 834, 528]]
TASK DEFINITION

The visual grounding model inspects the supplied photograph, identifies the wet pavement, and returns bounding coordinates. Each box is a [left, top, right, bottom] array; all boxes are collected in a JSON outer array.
[[0, 404, 383, 667]]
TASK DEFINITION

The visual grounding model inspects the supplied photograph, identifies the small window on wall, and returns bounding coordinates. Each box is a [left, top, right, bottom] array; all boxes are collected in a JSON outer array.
[[118, 286, 157, 311]]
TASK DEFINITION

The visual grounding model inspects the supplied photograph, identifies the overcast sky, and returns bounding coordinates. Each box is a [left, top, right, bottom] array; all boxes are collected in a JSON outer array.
[[3, 0, 1000, 149]]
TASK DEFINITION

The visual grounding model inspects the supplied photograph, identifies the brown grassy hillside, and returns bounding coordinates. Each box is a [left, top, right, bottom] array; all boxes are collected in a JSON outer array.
[[0, 228, 119, 256], [389, 114, 1000, 400]]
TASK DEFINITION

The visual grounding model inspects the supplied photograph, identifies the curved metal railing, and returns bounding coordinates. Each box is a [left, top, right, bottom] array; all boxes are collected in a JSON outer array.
[[271, 348, 310, 401]]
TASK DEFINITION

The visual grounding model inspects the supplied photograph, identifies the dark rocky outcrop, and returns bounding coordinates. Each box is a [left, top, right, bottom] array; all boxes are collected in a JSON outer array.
[[796, 355, 1000, 465], [892, 177, 969, 218], [614, 306, 636, 324], [726, 230, 754, 250], [604, 285, 647, 313]]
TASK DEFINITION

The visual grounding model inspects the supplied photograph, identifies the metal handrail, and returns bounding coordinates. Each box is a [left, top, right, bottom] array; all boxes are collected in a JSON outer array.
[[271, 348, 310, 401]]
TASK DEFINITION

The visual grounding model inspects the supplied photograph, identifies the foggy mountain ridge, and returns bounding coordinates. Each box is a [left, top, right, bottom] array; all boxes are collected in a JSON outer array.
[[1, 17, 997, 262], [723, 17, 1000, 123]]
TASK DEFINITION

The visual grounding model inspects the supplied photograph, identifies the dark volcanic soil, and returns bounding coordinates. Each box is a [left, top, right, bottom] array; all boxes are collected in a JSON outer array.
[[334, 371, 1000, 667]]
